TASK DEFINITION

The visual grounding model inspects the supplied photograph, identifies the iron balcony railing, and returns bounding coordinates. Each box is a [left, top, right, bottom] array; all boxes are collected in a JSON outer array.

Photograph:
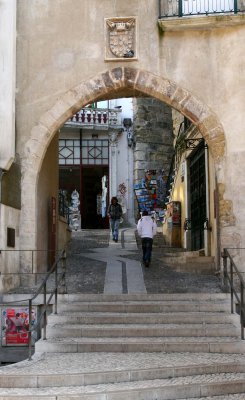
[[159, 0, 245, 18], [64, 107, 122, 129]]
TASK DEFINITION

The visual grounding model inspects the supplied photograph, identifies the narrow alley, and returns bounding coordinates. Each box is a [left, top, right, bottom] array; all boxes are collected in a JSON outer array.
[[64, 228, 221, 294]]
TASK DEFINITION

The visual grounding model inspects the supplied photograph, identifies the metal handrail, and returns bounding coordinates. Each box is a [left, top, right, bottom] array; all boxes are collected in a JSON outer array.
[[222, 248, 245, 339], [0, 249, 67, 360]]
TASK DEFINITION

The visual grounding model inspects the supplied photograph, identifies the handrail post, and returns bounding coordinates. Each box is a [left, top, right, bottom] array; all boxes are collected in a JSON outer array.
[[222, 249, 229, 292], [28, 299, 32, 360], [60, 250, 67, 294], [241, 281, 244, 340], [178, 0, 183, 17], [43, 282, 47, 340], [230, 261, 234, 314], [55, 261, 58, 314]]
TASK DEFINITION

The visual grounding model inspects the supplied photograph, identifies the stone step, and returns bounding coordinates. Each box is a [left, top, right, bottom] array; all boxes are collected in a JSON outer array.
[[57, 300, 230, 313], [35, 336, 245, 354], [161, 254, 214, 264], [46, 323, 239, 338], [47, 311, 238, 325], [186, 396, 245, 400], [0, 372, 245, 399], [57, 293, 229, 302], [1, 352, 245, 388]]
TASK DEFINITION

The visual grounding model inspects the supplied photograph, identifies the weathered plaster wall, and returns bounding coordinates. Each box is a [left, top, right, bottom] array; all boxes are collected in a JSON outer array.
[[15, 1, 245, 260], [0, 0, 16, 170], [36, 134, 59, 272], [0, 204, 20, 293]]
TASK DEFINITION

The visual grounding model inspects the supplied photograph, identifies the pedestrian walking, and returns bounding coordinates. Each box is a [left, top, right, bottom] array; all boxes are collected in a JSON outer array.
[[137, 210, 157, 267], [107, 197, 123, 242]]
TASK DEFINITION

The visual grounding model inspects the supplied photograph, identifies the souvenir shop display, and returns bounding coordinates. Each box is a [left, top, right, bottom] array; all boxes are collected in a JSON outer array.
[[134, 170, 168, 223]]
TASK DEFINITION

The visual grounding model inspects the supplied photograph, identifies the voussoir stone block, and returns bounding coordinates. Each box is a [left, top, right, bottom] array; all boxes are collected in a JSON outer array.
[[73, 81, 100, 107], [170, 87, 190, 109], [39, 111, 57, 131], [48, 99, 75, 127], [62, 90, 81, 109], [182, 96, 209, 124], [86, 76, 108, 98], [110, 67, 124, 87], [124, 67, 139, 87]]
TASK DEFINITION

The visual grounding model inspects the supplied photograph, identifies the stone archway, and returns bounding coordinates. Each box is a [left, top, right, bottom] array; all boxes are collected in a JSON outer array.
[[20, 66, 227, 255]]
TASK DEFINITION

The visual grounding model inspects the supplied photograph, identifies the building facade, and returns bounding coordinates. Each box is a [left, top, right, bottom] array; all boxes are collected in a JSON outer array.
[[0, 0, 244, 292]]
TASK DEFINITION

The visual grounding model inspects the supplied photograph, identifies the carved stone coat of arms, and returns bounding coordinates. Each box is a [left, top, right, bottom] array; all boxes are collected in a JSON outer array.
[[105, 17, 137, 60]]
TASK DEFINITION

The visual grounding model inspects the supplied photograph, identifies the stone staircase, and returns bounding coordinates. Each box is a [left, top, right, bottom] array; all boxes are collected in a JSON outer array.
[[137, 231, 215, 274], [150, 232, 216, 274], [0, 293, 245, 399], [158, 250, 216, 274]]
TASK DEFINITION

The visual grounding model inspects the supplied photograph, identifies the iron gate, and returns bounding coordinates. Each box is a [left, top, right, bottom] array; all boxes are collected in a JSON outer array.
[[189, 142, 206, 251]]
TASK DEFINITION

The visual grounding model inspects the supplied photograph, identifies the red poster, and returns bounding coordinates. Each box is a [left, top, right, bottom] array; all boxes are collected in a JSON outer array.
[[1, 307, 36, 346]]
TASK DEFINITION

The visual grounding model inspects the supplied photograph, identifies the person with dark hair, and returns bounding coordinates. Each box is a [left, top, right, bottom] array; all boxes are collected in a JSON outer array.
[[137, 210, 157, 267], [107, 196, 122, 243]]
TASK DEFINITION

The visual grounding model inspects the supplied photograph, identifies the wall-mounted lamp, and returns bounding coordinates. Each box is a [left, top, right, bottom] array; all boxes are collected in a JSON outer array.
[[123, 118, 135, 148]]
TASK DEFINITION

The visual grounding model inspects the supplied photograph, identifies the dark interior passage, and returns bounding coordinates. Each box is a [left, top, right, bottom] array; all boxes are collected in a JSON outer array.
[[59, 166, 109, 229]]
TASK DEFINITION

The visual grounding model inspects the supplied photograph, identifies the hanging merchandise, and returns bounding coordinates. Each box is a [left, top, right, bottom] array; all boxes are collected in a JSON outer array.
[[69, 189, 81, 231], [134, 169, 168, 223], [101, 175, 108, 218]]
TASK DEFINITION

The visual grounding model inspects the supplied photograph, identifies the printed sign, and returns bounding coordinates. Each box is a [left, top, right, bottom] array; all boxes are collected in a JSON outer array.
[[1, 307, 37, 346]]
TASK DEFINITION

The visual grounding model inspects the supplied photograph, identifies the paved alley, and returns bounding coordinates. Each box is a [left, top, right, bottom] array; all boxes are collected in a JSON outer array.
[[65, 228, 222, 294]]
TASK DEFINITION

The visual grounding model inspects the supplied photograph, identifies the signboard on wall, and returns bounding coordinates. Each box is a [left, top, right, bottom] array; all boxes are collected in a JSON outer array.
[[167, 201, 181, 227], [1, 306, 37, 346]]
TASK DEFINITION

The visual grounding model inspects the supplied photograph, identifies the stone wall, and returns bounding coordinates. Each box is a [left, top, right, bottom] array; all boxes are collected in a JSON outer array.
[[133, 98, 174, 182]]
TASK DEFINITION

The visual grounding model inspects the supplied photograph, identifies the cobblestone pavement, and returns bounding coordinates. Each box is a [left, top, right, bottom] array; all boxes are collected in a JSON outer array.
[[63, 228, 222, 294], [65, 230, 109, 293]]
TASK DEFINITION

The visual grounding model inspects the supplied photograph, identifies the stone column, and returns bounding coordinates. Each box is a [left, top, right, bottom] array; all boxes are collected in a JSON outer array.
[[0, 0, 16, 170], [109, 130, 120, 199]]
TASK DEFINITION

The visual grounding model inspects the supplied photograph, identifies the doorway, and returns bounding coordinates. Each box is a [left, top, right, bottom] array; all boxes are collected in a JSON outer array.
[[81, 166, 109, 229], [189, 142, 206, 251]]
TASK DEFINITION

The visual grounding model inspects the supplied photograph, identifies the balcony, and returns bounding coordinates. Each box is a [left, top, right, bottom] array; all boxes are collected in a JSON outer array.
[[159, 0, 244, 18], [158, 0, 245, 31], [64, 107, 122, 130]]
